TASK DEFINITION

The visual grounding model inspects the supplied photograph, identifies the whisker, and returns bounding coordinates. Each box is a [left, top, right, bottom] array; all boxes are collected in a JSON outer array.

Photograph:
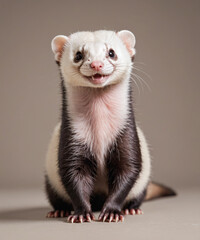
[[133, 61, 146, 66], [133, 66, 152, 82], [131, 72, 151, 92], [130, 76, 141, 95], [131, 73, 144, 92]]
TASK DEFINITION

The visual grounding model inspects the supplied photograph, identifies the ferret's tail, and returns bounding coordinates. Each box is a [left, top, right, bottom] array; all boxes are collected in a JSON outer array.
[[145, 182, 176, 201]]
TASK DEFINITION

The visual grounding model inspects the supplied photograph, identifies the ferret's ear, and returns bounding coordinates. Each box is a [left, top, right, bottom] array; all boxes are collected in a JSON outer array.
[[117, 30, 136, 57], [51, 35, 69, 62]]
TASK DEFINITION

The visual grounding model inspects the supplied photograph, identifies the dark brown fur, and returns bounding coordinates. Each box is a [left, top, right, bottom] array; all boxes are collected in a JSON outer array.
[[45, 71, 145, 220]]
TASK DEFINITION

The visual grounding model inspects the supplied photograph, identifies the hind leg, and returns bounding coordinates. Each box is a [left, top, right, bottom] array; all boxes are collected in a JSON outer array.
[[45, 175, 73, 218], [123, 189, 146, 215]]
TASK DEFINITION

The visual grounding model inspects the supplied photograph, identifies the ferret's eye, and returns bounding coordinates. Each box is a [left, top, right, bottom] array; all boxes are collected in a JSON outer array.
[[108, 49, 116, 59], [74, 51, 83, 63]]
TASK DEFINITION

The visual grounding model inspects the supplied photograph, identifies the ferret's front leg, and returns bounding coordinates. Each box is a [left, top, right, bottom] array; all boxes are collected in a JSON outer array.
[[99, 126, 142, 222], [59, 148, 97, 223]]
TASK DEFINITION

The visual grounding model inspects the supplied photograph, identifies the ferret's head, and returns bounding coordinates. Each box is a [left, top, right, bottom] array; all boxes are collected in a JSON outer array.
[[51, 30, 136, 88]]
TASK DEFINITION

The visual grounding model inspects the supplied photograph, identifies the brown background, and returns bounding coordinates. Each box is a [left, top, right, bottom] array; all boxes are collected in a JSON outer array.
[[0, 0, 199, 189]]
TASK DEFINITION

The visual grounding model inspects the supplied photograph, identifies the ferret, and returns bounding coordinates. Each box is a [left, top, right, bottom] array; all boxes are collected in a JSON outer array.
[[45, 30, 176, 223]]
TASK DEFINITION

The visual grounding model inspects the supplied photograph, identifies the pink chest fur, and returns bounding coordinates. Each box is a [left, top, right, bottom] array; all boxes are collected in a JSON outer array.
[[67, 81, 129, 168]]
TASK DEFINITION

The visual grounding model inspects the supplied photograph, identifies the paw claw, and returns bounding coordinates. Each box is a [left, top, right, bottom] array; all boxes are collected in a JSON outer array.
[[120, 215, 124, 222], [125, 209, 129, 215], [60, 210, 64, 217], [135, 209, 143, 215], [54, 210, 59, 218], [79, 215, 83, 223], [99, 210, 124, 223], [86, 213, 91, 222], [67, 212, 94, 223], [103, 213, 109, 222], [122, 208, 143, 216], [67, 215, 73, 222], [71, 216, 75, 223], [114, 214, 119, 222], [130, 209, 135, 215], [98, 213, 103, 221], [67, 216, 71, 222], [109, 213, 114, 222]]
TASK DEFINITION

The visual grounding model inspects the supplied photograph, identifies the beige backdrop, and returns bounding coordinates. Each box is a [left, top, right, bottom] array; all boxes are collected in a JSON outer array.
[[0, 0, 199, 189]]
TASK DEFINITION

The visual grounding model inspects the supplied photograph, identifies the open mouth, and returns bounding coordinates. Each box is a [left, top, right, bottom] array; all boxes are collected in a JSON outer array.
[[86, 73, 110, 85]]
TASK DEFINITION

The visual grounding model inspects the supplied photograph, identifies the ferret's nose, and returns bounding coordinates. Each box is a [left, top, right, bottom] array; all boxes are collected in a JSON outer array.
[[90, 61, 104, 71]]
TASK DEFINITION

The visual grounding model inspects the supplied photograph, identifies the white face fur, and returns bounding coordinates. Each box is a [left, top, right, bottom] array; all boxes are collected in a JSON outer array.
[[51, 30, 136, 88]]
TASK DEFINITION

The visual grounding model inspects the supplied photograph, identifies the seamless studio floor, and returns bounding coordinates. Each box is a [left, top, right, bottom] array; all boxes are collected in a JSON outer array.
[[0, 187, 199, 240]]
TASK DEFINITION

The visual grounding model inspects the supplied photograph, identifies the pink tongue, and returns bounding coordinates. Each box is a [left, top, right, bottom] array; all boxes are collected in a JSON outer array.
[[91, 73, 104, 84], [90, 73, 109, 84]]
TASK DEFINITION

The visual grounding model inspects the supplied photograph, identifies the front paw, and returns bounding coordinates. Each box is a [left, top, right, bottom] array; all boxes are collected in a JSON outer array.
[[98, 207, 124, 222], [67, 211, 95, 223]]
